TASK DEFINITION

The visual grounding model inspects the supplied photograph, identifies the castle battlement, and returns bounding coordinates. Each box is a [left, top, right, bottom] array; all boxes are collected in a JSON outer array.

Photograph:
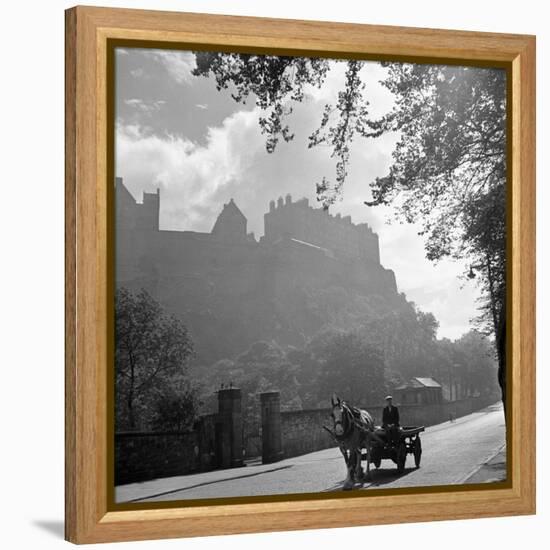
[[269, 194, 374, 229], [264, 193, 380, 264]]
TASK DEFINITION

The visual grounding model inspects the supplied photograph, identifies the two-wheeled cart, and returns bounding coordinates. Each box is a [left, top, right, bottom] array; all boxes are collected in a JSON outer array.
[[366, 425, 425, 473]]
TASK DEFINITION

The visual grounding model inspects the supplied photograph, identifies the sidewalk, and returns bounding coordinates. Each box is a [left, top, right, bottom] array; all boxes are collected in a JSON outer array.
[[115, 448, 337, 503], [463, 445, 507, 484]]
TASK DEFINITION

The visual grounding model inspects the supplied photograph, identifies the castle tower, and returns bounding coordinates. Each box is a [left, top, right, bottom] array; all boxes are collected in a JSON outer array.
[[211, 199, 247, 241], [115, 177, 160, 231], [140, 190, 160, 230]]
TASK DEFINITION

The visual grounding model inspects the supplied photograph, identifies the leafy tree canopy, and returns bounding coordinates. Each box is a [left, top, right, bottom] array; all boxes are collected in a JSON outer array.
[[314, 331, 386, 407], [116, 287, 195, 430]]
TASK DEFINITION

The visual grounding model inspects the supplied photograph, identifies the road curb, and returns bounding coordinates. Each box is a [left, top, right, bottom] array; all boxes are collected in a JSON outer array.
[[456, 443, 506, 484]]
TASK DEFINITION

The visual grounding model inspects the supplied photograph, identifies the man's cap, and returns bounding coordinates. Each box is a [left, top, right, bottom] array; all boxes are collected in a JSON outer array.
[[385, 395, 393, 400]]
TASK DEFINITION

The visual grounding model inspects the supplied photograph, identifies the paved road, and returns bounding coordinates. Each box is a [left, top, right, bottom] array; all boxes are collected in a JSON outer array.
[[116, 403, 506, 503]]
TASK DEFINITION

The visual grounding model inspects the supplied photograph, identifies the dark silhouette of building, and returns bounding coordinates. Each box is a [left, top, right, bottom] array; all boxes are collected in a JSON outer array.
[[263, 193, 380, 263], [115, 177, 399, 362]]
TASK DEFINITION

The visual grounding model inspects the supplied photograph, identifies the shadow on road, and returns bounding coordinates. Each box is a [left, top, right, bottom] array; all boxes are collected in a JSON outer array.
[[323, 465, 417, 492], [129, 465, 293, 503], [365, 466, 417, 487]]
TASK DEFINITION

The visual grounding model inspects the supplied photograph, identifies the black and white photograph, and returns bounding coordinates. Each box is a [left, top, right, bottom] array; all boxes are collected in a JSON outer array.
[[113, 47, 507, 503]]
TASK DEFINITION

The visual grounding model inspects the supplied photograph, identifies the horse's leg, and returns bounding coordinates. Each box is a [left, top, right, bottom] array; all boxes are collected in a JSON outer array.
[[339, 445, 348, 463], [343, 448, 354, 490], [354, 448, 364, 483], [364, 441, 372, 481], [365, 455, 371, 481]]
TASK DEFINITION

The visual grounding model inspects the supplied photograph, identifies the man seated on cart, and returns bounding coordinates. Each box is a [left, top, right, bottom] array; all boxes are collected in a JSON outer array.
[[382, 395, 400, 445]]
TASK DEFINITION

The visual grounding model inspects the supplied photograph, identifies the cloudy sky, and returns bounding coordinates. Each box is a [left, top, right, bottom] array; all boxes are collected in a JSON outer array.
[[115, 47, 483, 340]]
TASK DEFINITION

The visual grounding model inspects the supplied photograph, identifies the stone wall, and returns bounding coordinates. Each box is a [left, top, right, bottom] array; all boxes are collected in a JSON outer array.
[[115, 396, 243, 485], [398, 395, 496, 426], [280, 409, 336, 459], [280, 396, 497, 460], [115, 431, 199, 485]]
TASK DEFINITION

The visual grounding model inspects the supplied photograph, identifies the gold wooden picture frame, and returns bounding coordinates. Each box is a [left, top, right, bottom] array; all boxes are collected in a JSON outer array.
[[65, 5, 535, 544]]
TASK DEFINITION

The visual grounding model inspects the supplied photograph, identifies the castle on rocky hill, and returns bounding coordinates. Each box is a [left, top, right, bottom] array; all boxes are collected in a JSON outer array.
[[115, 178, 398, 362]]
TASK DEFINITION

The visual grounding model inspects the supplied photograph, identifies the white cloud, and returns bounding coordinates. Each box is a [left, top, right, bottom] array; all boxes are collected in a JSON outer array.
[[116, 107, 264, 231], [145, 50, 197, 84], [375, 220, 482, 339], [123, 98, 166, 115]]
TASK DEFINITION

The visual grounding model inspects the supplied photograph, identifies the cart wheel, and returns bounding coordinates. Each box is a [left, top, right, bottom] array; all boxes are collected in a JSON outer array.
[[413, 436, 422, 468], [397, 441, 407, 473]]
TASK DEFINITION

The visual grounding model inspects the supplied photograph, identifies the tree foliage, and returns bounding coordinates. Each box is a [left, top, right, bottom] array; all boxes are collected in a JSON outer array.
[[450, 330, 499, 398], [115, 287, 195, 430], [366, 65, 506, 273], [308, 60, 375, 205], [314, 331, 385, 406], [150, 374, 198, 432], [193, 52, 329, 154], [365, 64, 507, 408]]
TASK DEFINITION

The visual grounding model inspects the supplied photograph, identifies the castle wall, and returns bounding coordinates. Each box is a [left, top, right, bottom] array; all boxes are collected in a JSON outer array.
[[264, 195, 380, 264]]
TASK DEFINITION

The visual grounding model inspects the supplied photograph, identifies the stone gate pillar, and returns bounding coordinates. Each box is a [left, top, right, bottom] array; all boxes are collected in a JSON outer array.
[[261, 391, 284, 464], [217, 388, 243, 468]]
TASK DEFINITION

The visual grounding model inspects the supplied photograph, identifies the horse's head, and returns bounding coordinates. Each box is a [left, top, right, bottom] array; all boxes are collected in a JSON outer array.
[[330, 393, 346, 437]]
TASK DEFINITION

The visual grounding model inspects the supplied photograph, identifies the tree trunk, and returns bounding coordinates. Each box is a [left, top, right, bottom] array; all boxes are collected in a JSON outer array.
[[127, 398, 135, 430], [496, 304, 506, 419], [128, 360, 136, 429], [485, 253, 506, 421]]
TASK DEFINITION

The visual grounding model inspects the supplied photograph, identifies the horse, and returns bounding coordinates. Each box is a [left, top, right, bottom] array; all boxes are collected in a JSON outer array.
[[328, 394, 377, 490]]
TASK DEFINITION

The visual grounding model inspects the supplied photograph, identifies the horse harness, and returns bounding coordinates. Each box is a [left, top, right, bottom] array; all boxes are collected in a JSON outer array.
[[332, 402, 374, 442]]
